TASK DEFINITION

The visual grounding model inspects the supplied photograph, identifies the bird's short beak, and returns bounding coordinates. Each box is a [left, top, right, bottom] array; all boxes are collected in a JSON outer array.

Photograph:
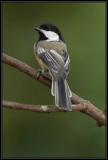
[[34, 27, 40, 31]]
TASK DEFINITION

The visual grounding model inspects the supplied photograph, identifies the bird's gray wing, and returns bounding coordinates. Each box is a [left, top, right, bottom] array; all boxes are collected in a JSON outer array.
[[38, 48, 70, 80], [58, 50, 70, 74]]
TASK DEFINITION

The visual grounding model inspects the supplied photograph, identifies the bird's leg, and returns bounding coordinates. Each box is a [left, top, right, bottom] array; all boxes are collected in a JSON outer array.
[[36, 68, 50, 79], [36, 69, 43, 79]]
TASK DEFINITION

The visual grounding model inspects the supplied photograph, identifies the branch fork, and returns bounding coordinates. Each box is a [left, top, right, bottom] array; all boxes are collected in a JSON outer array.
[[2, 53, 106, 126]]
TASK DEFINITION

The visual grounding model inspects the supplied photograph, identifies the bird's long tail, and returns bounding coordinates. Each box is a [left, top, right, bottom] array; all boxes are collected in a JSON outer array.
[[51, 77, 72, 110]]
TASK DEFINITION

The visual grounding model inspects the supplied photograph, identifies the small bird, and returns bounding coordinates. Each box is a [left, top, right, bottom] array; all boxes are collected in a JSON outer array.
[[34, 23, 72, 110]]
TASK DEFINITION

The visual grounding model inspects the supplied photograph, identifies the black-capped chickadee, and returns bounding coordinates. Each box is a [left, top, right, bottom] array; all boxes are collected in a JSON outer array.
[[34, 23, 72, 110]]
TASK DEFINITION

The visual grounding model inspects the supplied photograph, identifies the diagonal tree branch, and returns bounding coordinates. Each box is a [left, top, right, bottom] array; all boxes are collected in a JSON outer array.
[[2, 53, 83, 104], [2, 53, 106, 126]]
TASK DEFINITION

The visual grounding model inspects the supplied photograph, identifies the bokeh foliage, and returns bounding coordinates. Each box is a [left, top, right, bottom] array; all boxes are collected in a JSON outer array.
[[2, 2, 106, 158]]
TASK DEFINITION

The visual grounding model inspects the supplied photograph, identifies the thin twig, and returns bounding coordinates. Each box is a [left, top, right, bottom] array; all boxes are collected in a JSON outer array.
[[2, 100, 85, 113], [2, 53, 106, 126]]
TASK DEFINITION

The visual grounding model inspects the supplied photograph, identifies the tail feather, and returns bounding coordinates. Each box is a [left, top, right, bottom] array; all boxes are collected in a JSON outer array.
[[51, 78, 72, 110], [51, 79, 55, 96], [65, 80, 72, 98]]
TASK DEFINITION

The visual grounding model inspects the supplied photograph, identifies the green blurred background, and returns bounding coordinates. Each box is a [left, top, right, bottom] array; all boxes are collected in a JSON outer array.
[[2, 2, 106, 158]]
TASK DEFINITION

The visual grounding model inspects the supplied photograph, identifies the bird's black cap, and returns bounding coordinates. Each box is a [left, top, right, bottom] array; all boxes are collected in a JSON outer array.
[[34, 23, 65, 42]]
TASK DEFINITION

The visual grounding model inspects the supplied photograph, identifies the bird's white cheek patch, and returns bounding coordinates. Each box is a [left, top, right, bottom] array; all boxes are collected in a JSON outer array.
[[41, 29, 59, 41]]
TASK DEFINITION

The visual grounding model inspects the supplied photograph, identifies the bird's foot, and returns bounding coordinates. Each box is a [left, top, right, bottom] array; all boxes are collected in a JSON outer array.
[[43, 68, 49, 74], [36, 69, 42, 79]]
